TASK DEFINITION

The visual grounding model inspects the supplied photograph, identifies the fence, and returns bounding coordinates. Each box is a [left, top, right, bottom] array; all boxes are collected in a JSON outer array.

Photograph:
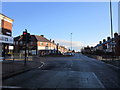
[[4, 53, 33, 61], [2, 53, 35, 78]]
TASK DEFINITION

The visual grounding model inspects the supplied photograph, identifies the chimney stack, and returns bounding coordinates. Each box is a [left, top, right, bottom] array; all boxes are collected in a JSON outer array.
[[41, 35, 44, 37], [107, 37, 111, 41], [52, 40, 55, 44], [103, 39, 106, 42], [114, 33, 118, 38], [99, 41, 102, 44]]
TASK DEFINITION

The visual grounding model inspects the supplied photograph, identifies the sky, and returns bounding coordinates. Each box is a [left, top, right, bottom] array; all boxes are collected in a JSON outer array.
[[2, 2, 118, 51]]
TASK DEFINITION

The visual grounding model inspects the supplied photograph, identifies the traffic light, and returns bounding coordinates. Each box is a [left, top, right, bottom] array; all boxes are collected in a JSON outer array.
[[22, 30, 31, 43], [26, 33, 31, 43], [23, 30, 27, 41]]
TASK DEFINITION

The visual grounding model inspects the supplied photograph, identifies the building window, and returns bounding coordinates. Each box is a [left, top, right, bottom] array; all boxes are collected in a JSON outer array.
[[14, 41, 15, 45], [31, 42, 33, 45], [45, 46, 48, 50], [46, 43, 48, 46], [40, 42, 43, 45], [20, 41, 22, 45], [16, 41, 18, 45]]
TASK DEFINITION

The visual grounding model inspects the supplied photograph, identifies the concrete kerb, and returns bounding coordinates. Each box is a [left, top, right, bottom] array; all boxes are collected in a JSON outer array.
[[105, 62, 120, 72], [95, 59, 120, 72], [2, 67, 31, 80], [2, 56, 44, 80]]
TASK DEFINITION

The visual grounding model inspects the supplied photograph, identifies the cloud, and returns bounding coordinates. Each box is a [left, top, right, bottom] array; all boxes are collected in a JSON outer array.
[[54, 39, 84, 51]]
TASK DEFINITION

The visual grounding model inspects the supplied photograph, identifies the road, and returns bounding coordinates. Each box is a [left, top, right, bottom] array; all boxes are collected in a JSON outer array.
[[2, 53, 120, 89]]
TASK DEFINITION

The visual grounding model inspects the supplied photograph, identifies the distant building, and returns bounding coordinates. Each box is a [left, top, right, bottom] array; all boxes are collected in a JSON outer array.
[[0, 13, 14, 58], [35, 35, 57, 55], [58, 45, 68, 54], [93, 33, 120, 56], [14, 34, 68, 56], [81, 46, 91, 54], [14, 35, 37, 55], [81, 33, 120, 57], [114, 33, 120, 56]]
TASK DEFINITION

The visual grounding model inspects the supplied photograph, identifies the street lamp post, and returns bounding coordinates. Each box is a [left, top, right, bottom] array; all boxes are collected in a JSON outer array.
[[110, 0, 113, 38], [110, 0, 114, 60], [70, 33, 72, 55], [118, 1, 120, 35], [70, 33, 72, 51]]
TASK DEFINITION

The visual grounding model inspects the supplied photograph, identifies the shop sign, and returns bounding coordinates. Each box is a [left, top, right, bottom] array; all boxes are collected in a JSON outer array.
[[0, 34, 13, 44]]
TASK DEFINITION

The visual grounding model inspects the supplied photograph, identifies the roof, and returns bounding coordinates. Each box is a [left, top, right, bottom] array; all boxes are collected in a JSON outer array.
[[35, 35, 51, 42], [94, 38, 115, 48], [0, 13, 14, 22], [14, 35, 51, 42], [14, 36, 21, 41]]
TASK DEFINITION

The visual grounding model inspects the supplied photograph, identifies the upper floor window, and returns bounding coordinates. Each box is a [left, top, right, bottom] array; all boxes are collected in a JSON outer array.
[[40, 42, 43, 45]]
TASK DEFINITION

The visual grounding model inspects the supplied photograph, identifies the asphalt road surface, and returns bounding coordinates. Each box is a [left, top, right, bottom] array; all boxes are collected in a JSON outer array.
[[2, 53, 120, 89]]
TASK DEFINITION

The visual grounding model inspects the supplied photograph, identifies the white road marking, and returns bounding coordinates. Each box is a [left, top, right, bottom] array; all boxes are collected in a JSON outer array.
[[38, 62, 45, 68], [92, 73, 105, 88]]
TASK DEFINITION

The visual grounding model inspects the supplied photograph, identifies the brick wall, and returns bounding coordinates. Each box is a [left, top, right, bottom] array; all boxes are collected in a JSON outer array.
[[2, 20, 12, 31], [115, 36, 120, 56]]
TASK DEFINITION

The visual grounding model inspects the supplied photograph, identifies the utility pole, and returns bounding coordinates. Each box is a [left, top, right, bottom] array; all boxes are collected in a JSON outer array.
[[50, 39, 51, 53], [70, 33, 72, 55]]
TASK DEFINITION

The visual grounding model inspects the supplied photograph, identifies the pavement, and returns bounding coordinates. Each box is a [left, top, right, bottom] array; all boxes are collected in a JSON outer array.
[[2, 56, 43, 79], [101, 60, 120, 68], [87, 55, 120, 68], [2, 53, 120, 89]]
